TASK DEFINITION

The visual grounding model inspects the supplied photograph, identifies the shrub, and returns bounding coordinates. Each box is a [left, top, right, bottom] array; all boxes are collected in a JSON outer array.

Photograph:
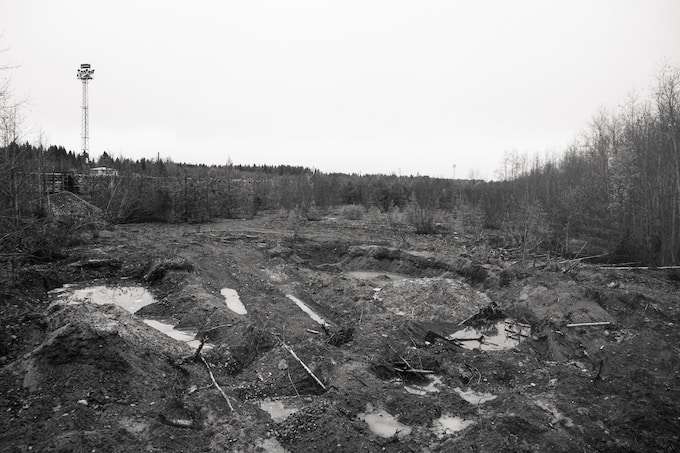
[[340, 204, 364, 220], [406, 201, 438, 234]]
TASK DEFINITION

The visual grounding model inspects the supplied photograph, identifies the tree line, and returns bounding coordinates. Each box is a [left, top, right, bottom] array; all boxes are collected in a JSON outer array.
[[2, 64, 679, 268]]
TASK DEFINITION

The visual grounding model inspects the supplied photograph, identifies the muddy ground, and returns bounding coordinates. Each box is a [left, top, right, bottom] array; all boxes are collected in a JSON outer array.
[[1, 210, 679, 452]]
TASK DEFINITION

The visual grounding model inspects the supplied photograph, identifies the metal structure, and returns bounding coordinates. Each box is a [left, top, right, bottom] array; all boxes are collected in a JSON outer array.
[[76, 63, 95, 158]]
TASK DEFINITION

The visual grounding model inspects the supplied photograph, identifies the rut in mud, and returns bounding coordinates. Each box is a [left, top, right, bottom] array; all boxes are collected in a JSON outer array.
[[1, 213, 679, 452]]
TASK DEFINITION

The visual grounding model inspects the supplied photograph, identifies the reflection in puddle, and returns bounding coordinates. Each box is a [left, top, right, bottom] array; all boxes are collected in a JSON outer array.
[[358, 405, 412, 438], [259, 398, 299, 423], [454, 387, 497, 404], [221, 288, 247, 315], [286, 295, 329, 326], [404, 375, 443, 396], [53, 285, 156, 313], [447, 320, 530, 351], [431, 415, 474, 437]]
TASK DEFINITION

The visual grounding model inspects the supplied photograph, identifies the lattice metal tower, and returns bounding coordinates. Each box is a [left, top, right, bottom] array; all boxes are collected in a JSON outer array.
[[76, 63, 95, 158]]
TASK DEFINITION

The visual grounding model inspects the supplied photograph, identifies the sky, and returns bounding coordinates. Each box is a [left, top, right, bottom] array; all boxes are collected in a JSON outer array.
[[2, 0, 679, 179]]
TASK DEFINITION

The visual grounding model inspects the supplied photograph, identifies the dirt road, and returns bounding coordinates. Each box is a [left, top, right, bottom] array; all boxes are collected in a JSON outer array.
[[1, 211, 679, 452]]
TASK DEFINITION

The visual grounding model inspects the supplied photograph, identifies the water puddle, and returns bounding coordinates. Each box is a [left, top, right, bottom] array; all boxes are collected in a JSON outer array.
[[447, 319, 530, 351], [286, 295, 329, 326], [143, 319, 212, 350], [259, 398, 299, 423], [358, 404, 412, 439], [52, 285, 155, 313], [52, 284, 211, 350], [404, 375, 443, 396], [431, 415, 474, 437], [454, 387, 497, 405], [220, 288, 247, 315]]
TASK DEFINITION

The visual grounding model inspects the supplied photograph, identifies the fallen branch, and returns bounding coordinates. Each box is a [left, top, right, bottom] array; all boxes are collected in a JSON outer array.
[[281, 342, 327, 391], [600, 265, 680, 270], [393, 366, 435, 375], [457, 312, 478, 326], [559, 253, 609, 264], [199, 355, 236, 412], [388, 343, 414, 370], [203, 323, 233, 333], [306, 328, 321, 335], [389, 344, 435, 376], [566, 322, 611, 328], [451, 336, 484, 342]]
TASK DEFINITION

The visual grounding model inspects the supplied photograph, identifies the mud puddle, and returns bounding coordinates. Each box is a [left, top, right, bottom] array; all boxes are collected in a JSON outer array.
[[431, 415, 474, 437], [358, 403, 412, 438], [51, 284, 155, 313], [447, 320, 530, 351], [52, 284, 209, 350], [404, 375, 443, 396], [454, 387, 497, 404], [258, 397, 300, 422], [221, 287, 247, 315]]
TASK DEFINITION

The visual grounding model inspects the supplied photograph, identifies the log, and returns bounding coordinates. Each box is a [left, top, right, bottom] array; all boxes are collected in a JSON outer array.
[[394, 367, 435, 375], [600, 265, 680, 270], [566, 322, 611, 328]]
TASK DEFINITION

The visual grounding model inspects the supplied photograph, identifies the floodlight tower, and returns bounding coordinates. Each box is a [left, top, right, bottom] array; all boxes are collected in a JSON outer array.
[[76, 63, 95, 159]]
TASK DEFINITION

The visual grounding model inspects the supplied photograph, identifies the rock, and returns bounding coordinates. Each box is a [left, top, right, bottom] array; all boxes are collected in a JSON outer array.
[[278, 359, 288, 371], [77, 399, 88, 406]]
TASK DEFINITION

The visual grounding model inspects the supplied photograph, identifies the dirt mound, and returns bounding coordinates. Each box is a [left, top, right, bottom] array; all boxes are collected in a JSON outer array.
[[47, 191, 102, 221], [341, 245, 451, 277], [9, 301, 190, 394], [373, 276, 490, 322]]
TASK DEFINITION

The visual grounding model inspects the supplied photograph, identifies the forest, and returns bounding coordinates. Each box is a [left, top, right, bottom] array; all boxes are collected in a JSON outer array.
[[1, 65, 680, 268]]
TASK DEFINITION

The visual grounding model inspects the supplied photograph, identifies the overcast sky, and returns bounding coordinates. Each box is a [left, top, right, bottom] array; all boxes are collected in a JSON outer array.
[[2, 1, 679, 179]]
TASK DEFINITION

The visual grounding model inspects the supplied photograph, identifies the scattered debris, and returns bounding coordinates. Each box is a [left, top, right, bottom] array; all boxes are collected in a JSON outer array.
[[389, 344, 435, 377], [325, 325, 355, 346], [458, 302, 505, 326]]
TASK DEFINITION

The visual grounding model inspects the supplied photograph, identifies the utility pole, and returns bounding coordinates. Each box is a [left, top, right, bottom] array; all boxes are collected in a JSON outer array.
[[76, 63, 95, 162]]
